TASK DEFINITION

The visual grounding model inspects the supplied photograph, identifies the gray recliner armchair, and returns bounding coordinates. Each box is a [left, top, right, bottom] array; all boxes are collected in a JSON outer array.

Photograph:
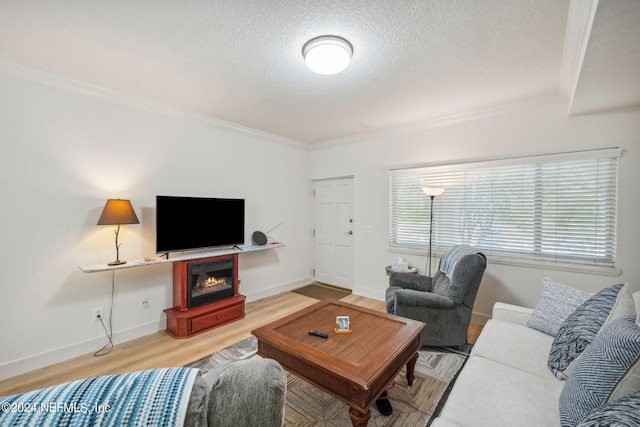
[[386, 246, 486, 348], [0, 357, 287, 427]]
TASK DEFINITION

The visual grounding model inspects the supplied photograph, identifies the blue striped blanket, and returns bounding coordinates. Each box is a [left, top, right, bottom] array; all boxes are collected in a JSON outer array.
[[0, 367, 199, 427], [440, 245, 482, 278]]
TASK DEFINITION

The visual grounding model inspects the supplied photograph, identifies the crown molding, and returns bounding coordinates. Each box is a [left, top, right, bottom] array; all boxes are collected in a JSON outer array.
[[312, 91, 567, 150], [559, 0, 598, 109], [0, 58, 571, 152], [0, 59, 311, 150]]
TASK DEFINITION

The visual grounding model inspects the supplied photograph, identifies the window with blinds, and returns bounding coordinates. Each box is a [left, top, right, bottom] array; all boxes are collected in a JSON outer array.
[[389, 148, 620, 266]]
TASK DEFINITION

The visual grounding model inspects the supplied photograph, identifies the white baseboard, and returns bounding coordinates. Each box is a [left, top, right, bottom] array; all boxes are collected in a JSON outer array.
[[0, 280, 315, 382], [471, 311, 491, 326], [0, 319, 165, 382], [244, 277, 312, 303], [0, 278, 397, 382], [351, 286, 385, 301]]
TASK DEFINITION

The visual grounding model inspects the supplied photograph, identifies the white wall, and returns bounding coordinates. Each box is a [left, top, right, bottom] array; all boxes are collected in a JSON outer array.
[[2, 66, 639, 382], [0, 71, 313, 379], [310, 101, 640, 322]]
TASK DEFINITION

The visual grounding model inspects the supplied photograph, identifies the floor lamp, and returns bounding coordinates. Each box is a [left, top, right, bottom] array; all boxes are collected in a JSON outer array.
[[422, 187, 444, 276]]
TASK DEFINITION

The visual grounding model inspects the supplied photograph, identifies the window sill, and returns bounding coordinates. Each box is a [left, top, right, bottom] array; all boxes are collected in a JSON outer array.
[[387, 247, 622, 277]]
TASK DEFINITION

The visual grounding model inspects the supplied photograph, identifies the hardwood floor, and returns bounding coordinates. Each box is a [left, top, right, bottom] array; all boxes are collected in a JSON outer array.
[[0, 292, 482, 396]]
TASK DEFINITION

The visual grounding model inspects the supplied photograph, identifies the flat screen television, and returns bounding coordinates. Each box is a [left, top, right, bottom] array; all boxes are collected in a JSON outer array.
[[156, 195, 245, 254]]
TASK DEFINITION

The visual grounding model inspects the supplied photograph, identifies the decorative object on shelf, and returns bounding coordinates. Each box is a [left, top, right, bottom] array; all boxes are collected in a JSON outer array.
[[302, 35, 353, 75], [97, 199, 140, 266], [252, 231, 267, 245], [253, 219, 287, 246], [422, 186, 444, 276]]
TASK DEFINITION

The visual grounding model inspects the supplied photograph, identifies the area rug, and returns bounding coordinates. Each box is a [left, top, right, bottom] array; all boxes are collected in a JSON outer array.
[[186, 336, 467, 427], [291, 283, 352, 300]]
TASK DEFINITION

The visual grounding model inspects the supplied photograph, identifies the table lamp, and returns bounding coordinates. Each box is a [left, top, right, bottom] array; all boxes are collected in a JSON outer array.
[[97, 199, 140, 266]]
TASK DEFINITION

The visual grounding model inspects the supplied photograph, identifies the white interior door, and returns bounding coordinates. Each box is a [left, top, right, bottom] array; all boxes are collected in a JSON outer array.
[[313, 178, 354, 289]]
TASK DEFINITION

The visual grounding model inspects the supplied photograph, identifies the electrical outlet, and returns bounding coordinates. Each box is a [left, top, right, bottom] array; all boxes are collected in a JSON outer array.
[[92, 307, 104, 321], [141, 298, 149, 310]]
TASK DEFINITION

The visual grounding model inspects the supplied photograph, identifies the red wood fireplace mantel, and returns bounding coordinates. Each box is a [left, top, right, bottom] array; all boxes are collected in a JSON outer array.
[[164, 253, 245, 338]]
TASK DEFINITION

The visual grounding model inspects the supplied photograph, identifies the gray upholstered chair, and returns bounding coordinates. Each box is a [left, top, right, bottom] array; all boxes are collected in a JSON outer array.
[[0, 358, 287, 427], [204, 357, 287, 427], [386, 246, 486, 348]]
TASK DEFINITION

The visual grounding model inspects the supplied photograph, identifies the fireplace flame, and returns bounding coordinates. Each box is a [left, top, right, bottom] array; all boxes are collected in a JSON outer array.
[[196, 275, 229, 291], [205, 276, 224, 285]]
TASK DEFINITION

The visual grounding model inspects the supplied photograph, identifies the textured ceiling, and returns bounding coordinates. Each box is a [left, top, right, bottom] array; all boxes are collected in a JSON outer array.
[[0, 0, 638, 144]]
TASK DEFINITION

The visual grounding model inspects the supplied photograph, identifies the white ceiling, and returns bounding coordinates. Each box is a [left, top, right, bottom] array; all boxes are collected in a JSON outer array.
[[0, 0, 638, 144]]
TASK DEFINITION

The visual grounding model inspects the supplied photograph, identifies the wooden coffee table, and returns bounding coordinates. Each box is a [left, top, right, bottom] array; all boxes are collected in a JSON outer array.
[[251, 299, 425, 426]]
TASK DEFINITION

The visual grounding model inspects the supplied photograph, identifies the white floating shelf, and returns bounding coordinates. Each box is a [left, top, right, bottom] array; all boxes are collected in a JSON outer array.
[[79, 243, 285, 273]]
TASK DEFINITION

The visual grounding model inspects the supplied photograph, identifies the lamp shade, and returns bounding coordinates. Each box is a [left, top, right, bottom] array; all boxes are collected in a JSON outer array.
[[422, 187, 445, 197], [97, 199, 140, 225]]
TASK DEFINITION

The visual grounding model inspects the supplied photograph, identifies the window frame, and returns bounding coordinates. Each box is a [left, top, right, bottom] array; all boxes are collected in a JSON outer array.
[[388, 148, 622, 276]]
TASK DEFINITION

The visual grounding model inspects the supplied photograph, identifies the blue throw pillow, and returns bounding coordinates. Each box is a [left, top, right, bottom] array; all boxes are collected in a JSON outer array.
[[559, 314, 640, 427], [548, 283, 625, 379]]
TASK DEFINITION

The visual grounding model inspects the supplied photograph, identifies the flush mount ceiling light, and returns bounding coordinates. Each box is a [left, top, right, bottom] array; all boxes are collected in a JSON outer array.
[[302, 36, 353, 75]]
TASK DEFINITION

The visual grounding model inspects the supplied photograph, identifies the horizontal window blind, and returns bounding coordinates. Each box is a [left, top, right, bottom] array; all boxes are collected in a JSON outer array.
[[389, 148, 620, 266]]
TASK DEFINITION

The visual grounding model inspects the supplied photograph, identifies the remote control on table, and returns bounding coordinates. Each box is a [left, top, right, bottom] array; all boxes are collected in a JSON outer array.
[[308, 330, 328, 338]]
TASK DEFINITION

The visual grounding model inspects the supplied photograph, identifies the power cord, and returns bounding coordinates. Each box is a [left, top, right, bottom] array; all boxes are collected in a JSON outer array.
[[94, 271, 116, 356]]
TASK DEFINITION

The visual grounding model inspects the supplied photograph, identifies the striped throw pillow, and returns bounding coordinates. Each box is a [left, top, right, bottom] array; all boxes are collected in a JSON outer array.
[[548, 283, 627, 379], [559, 314, 640, 427]]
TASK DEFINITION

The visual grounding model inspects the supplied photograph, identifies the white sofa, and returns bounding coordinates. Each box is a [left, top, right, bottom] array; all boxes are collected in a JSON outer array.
[[431, 302, 564, 427], [431, 288, 640, 427]]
